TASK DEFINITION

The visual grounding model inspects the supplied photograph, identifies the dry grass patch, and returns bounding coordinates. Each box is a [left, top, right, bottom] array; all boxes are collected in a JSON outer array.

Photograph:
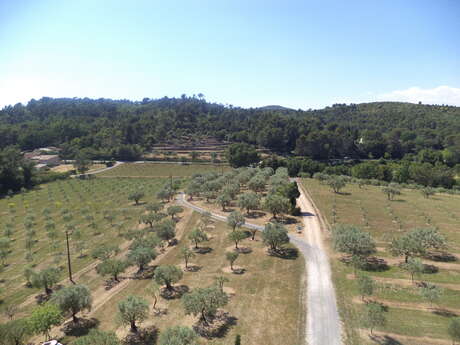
[[302, 178, 460, 344], [90, 212, 305, 345]]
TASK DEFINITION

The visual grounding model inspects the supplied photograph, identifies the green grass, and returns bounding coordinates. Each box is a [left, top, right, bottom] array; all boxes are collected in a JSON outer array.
[[0, 177, 166, 311], [302, 178, 460, 344], [90, 212, 305, 345], [99, 163, 231, 177]]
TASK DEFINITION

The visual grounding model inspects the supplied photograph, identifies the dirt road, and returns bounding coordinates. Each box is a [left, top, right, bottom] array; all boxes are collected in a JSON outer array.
[[297, 186, 342, 345], [178, 188, 343, 345]]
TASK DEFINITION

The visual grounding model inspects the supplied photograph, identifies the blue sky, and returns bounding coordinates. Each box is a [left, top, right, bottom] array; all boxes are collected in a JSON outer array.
[[1, 0, 459, 109]]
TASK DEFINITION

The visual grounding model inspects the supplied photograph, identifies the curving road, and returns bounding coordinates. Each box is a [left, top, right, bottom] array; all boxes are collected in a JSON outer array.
[[177, 187, 342, 345]]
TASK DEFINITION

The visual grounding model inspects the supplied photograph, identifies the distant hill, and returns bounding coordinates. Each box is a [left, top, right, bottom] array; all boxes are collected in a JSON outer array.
[[258, 105, 294, 111], [0, 97, 459, 163]]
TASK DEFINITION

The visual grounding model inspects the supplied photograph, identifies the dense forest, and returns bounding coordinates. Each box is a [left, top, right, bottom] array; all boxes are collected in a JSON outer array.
[[1, 96, 459, 162], [0, 96, 459, 192]]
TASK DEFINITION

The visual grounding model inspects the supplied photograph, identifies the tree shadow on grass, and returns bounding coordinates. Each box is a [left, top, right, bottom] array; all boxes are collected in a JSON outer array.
[[269, 247, 299, 260], [184, 264, 202, 272], [246, 211, 265, 219], [369, 334, 404, 345], [193, 311, 237, 339], [425, 251, 457, 262], [160, 285, 189, 300], [62, 318, 99, 337], [193, 247, 213, 254], [422, 264, 438, 274], [132, 266, 156, 280], [432, 309, 457, 317], [362, 257, 390, 272], [123, 326, 158, 345]]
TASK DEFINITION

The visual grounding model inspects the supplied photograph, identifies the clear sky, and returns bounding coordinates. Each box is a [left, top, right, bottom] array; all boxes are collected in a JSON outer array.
[[1, 0, 459, 109]]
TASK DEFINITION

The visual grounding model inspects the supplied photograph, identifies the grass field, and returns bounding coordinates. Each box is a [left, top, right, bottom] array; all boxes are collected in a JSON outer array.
[[302, 178, 460, 345], [99, 163, 231, 177], [0, 178, 166, 316]]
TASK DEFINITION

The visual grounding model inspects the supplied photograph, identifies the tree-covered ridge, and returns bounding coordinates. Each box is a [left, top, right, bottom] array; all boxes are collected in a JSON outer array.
[[0, 96, 459, 163]]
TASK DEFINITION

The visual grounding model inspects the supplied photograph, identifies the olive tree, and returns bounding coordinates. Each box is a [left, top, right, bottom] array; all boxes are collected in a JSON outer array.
[[127, 246, 157, 272], [117, 295, 149, 333], [159, 326, 198, 345], [421, 187, 435, 199], [420, 283, 442, 308], [228, 230, 246, 249], [262, 223, 290, 253], [390, 227, 446, 263], [157, 219, 176, 245], [214, 276, 229, 293], [326, 176, 347, 193], [0, 318, 31, 345], [154, 265, 183, 291], [402, 257, 424, 283], [145, 201, 163, 213], [248, 175, 266, 194], [180, 247, 195, 270], [216, 193, 232, 211], [128, 191, 145, 205], [52, 284, 92, 323], [382, 184, 401, 201], [332, 225, 376, 258], [363, 302, 385, 335], [226, 251, 239, 271], [188, 228, 208, 249], [167, 205, 183, 220], [31, 267, 60, 295], [182, 286, 228, 325], [91, 244, 120, 261], [29, 303, 62, 340], [357, 274, 375, 301], [237, 192, 260, 215], [147, 281, 161, 311], [227, 211, 245, 231], [263, 194, 290, 219], [96, 259, 128, 282]]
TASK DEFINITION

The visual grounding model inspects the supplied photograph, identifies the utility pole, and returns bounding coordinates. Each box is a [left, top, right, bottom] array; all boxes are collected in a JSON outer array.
[[65, 230, 75, 284]]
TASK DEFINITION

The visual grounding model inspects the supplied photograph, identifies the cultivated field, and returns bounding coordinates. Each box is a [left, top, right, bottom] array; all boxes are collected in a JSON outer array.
[[99, 163, 231, 177], [302, 178, 460, 345], [0, 167, 305, 345], [0, 178, 166, 316]]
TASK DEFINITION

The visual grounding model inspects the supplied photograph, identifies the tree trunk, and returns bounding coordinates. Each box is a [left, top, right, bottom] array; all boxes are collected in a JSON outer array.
[[114, 273, 119, 282], [153, 296, 157, 310], [235, 241, 238, 249], [45, 285, 52, 295], [405, 255, 409, 263], [201, 309, 208, 326], [72, 312, 78, 323], [166, 281, 173, 291], [130, 320, 137, 333], [185, 258, 188, 269], [230, 262, 233, 271], [251, 230, 256, 240]]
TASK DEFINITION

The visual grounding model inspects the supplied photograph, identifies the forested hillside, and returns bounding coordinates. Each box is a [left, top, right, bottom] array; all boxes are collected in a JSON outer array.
[[0, 96, 459, 164]]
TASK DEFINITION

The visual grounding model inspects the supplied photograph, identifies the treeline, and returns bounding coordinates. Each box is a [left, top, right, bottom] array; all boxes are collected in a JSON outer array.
[[1, 96, 460, 163], [260, 156, 459, 189]]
